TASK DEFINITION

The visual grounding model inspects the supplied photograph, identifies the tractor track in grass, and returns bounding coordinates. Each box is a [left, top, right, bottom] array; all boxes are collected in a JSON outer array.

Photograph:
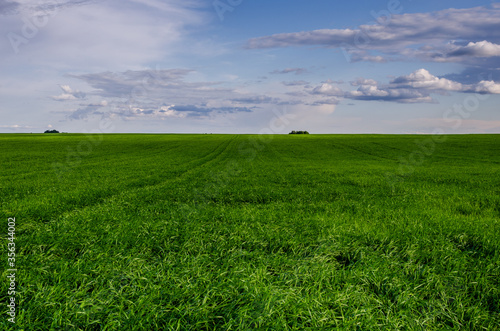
[[370, 139, 500, 165], [419, 153, 500, 165], [0, 142, 188, 181], [76, 134, 239, 210], [2, 135, 239, 222], [369, 141, 417, 155], [156, 134, 239, 182], [335, 142, 399, 162], [265, 141, 294, 168], [91, 135, 237, 199]]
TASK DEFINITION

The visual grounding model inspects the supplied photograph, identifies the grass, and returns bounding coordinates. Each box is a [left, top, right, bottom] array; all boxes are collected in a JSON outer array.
[[1, 133, 499, 330]]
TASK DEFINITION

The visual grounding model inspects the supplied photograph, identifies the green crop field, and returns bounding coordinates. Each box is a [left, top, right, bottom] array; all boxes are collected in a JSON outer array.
[[1, 133, 500, 330]]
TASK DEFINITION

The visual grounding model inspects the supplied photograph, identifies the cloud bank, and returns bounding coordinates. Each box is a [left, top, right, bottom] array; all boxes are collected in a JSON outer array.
[[246, 5, 500, 83], [309, 69, 500, 104]]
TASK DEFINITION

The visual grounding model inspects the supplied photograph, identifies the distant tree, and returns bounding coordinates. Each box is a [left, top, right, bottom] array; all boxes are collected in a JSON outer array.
[[44, 129, 60, 133], [289, 130, 309, 134]]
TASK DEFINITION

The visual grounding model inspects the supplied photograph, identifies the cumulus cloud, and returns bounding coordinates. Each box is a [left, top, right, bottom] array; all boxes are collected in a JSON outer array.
[[52, 85, 86, 101], [130, 105, 187, 119], [474, 80, 500, 94], [447, 41, 500, 58], [390, 69, 464, 91], [312, 68, 500, 104], [389, 69, 500, 94], [244, 3, 500, 102], [157, 106, 186, 118], [345, 85, 433, 103], [311, 83, 343, 96]]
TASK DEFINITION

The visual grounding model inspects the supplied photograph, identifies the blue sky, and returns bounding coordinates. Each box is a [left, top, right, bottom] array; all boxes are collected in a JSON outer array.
[[1, 0, 500, 133]]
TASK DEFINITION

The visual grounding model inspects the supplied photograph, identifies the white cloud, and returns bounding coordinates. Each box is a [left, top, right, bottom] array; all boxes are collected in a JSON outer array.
[[311, 83, 343, 96], [131, 105, 186, 119], [390, 69, 500, 94], [246, 5, 500, 71], [52, 84, 86, 101], [474, 80, 500, 94], [349, 85, 389, 98], [344, 83, 434, 103], [158, 105, 186, 118], [247, 6, 500, 50], [340, 68, 500, 103], [64, 69, 272, 120], [448, 41, 500, 57], [391, 69, 463, 91], [67, 67, 500, 117]]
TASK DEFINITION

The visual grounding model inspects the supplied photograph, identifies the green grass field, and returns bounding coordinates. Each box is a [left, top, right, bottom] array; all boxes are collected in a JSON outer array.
[[1, 133, 500, 330]]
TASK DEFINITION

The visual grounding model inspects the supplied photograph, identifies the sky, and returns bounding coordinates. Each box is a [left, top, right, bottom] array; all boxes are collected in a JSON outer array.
[[1, 0, 500, 134]]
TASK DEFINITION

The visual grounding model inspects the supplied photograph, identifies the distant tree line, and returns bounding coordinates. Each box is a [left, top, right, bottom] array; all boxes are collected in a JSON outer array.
[[44, 130, 60, 133], [289, 131, 309, 135]]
